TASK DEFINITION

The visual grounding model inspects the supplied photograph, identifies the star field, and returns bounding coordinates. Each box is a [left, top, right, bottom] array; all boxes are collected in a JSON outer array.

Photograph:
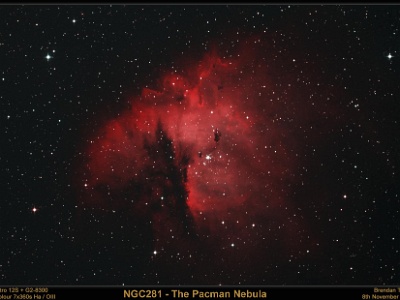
[[1, 5, 399, 285]]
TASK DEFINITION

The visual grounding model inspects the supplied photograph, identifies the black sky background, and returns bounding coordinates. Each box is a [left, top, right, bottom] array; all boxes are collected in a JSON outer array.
[[1, 5, 400, 285]]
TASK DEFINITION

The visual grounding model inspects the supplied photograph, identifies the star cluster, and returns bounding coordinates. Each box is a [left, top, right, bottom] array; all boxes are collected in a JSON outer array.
[[1, 5, 399, 285]]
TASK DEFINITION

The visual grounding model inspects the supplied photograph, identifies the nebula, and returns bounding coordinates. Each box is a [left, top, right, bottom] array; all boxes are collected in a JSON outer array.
[[75, 38, 329, 283]]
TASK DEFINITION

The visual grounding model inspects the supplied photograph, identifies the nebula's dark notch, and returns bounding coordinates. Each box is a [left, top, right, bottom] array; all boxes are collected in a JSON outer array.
[[141, 120, 197, 238]]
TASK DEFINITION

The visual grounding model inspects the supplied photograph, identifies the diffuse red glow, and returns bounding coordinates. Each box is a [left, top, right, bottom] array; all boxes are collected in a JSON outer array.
[[79, 42, 318, 266]]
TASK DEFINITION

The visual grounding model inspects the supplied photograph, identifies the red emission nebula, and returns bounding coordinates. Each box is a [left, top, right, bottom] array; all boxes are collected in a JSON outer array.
[[76, 39, 329, 282]]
